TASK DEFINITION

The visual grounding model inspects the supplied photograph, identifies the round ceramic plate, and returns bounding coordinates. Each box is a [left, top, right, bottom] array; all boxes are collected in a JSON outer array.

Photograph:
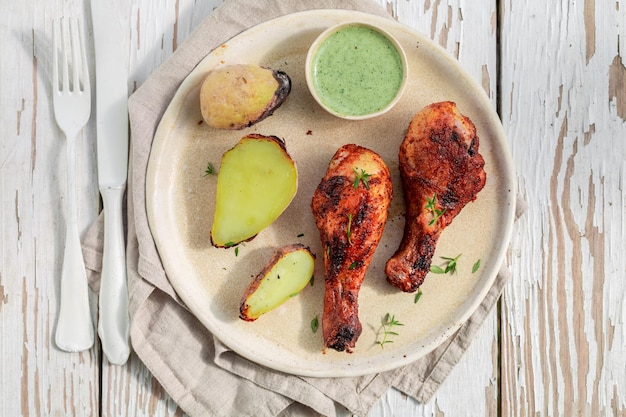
[[146, 10, 515, 377]]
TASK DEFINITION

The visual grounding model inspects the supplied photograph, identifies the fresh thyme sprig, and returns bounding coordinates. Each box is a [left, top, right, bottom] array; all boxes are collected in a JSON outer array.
[[430, 253, 462, 275], [353, 168, 371, 190], [430, 255, 482, 275], [346, 213, 353, 244], [425, 193, 446, 226], [376, 313, 404, 348], [204, 162, 216, 176]]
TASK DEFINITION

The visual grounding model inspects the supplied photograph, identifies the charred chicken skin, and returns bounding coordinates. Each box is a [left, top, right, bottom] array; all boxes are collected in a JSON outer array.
[[311, 144, 393, 352], [386, 101, 486, 292]]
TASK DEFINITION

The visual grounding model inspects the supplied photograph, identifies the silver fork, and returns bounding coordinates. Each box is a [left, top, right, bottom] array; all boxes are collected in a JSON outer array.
[[52, 17, 94, 352]]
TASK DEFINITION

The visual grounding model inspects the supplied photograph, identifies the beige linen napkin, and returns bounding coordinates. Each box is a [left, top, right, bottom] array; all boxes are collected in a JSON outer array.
[[83, 0, 523, 415]]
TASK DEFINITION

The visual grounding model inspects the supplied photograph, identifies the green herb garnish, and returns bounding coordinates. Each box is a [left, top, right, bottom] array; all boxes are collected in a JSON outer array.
[[346, 213, 353, 244], [472, 259, 481, 273], [430, 253, 462, 275], [353, 168, 371, 190], [425, 194, 446, 226], [204, 162, 216, 176], [376, 313, 404, 348], [430, 265, 445, 274], [311, 315, 319, 333], [414, 288, 423, 304]]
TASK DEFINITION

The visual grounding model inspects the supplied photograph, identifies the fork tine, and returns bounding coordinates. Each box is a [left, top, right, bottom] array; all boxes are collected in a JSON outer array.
[[52, 19, 59, 91], [69, 18, 79, 92], [53, 17, 90, 94], [78, 19, 91, 93], [60, 18, 70, 92], [69, 18, 82, 93]]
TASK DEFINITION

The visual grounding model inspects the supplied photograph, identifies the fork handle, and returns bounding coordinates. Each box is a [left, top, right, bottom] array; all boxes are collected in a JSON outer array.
[[55, 134, 94, 352], [98, 187, 130, 365]]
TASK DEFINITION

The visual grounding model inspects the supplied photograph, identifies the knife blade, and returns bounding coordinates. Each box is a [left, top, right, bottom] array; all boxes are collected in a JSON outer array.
[[91, 0, 130, 365]]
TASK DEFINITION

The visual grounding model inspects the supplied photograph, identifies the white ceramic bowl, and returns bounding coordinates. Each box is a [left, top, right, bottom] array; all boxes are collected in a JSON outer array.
[[305, 21, 408, 120]]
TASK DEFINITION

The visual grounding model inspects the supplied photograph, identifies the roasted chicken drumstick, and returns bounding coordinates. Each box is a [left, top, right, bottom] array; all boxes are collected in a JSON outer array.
[[311, 144, 393, 352], [386, 101, 486, 292]]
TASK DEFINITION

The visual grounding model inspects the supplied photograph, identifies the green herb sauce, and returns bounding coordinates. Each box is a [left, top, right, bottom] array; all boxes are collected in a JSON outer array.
[[311, 25, 404, 116]]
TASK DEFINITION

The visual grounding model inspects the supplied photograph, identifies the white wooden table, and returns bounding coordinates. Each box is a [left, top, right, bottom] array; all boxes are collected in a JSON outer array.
[[2, 0, 625, 415]]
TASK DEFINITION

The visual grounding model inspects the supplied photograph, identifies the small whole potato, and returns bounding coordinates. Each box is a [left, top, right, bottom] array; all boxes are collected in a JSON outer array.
[[200, 64, 291, 130]]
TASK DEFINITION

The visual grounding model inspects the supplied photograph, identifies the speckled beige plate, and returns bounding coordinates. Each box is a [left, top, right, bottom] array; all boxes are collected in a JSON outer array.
[[146, 10, 515, 377]]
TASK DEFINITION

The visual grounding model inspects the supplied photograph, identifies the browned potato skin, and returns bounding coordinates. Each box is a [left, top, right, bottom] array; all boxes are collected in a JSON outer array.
[[247, 133, 288, 153], [239, 244, 315, 322], [256, 71, 290, 125]]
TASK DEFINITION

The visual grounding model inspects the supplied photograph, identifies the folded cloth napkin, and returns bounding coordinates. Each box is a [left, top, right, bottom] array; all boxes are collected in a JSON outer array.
[[82, 0, 524, 415]]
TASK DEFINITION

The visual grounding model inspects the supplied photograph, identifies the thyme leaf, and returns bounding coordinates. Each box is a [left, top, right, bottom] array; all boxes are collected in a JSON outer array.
[[425, 193, 446, 226], [441, 254, 461, 274], [352, 168, 371, 190], [204, 162, 216, 176], [472, 259, 481, 273], [346, 213, 353, 245], [414, 288, 423, 304], [430, 265, 445, 274], [311, 315, 319, 333]]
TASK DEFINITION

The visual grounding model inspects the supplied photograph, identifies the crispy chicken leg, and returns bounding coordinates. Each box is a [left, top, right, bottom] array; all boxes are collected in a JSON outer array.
[[311, 144, 393, 352], [386, 101, 486, 292]]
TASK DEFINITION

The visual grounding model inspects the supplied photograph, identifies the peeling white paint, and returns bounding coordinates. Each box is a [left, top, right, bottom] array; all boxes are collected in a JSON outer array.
[[2, 0, 625, 416]]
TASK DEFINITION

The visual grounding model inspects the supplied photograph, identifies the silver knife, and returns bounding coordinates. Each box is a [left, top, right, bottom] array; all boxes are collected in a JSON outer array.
[[91, 1, 131, 365]]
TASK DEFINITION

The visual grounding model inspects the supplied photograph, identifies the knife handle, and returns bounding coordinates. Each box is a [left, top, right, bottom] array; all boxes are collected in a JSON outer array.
[[98, 187, 131, 365]]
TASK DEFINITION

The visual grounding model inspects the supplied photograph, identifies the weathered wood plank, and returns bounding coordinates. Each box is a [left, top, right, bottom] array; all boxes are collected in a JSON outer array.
[[0, 2, 101, 416], [368, 1, 499, 416], [500, 0, 626, 415], [8, 0, 625, 416]]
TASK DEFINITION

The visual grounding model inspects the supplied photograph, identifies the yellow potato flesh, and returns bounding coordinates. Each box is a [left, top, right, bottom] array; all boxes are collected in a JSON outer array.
[[200, 64, 281, 129], [242, 248, 315, 320], [211, 136, 297, 247]]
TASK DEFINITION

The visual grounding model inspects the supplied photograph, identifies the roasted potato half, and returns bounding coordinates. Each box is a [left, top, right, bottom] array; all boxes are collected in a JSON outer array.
[[211, 134, 297, 247], [200, 64, 291, 130], [240, 244, 315, 321]]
